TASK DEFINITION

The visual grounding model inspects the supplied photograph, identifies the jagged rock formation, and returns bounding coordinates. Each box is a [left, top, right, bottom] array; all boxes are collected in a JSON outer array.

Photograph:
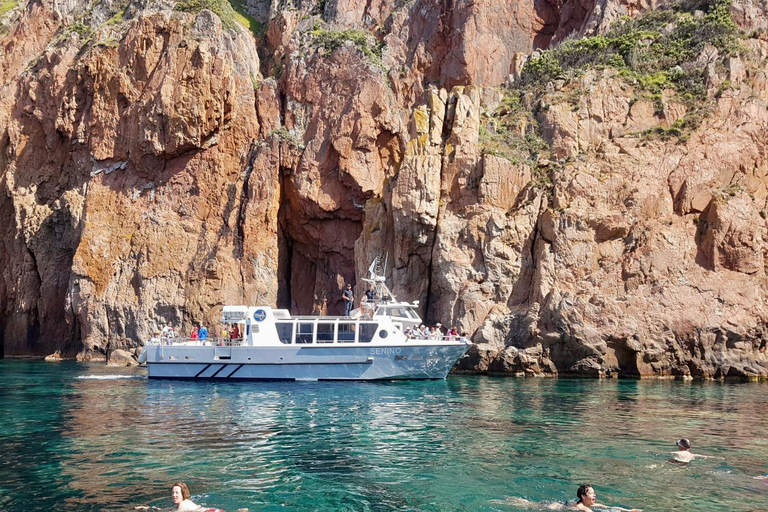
[[0, 0, 766, 379]]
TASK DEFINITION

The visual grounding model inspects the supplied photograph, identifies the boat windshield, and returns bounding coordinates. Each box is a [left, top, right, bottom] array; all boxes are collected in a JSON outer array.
[[377, 306, 418, 319]]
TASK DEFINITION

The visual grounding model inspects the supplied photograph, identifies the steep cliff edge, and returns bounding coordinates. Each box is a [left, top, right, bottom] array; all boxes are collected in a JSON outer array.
[[0, 0, 766, 378]]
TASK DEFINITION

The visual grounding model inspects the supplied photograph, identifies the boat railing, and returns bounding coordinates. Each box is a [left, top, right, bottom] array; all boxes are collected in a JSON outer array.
[[405, 334, 471, 344], [145, 337, 246, 347]]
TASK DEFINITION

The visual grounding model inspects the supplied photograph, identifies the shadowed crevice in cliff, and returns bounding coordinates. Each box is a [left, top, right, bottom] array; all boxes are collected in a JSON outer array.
[[0, 77, 86, 355], [235, 143, 259, 261]]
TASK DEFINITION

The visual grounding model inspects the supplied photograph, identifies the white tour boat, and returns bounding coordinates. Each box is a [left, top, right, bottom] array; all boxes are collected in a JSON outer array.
[[139, 260, 472, 380]]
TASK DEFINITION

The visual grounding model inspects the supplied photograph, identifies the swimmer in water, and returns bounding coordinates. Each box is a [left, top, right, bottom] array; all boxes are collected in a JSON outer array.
[[171, 482, 204, 511], [495, 485, 641, 511], [670, 438, 709, 464], [135, 482, 231, 512], [574, 484, 642, 512]]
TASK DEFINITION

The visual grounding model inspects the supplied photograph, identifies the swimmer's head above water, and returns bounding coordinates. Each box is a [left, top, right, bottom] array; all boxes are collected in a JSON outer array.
[[171, 482, 191, 504], [576, 485, 596, 505], [676, 438, 691, 450]]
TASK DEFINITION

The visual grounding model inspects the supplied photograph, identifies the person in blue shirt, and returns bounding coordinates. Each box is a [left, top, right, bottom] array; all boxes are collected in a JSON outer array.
[[198, 324, 209, 341]]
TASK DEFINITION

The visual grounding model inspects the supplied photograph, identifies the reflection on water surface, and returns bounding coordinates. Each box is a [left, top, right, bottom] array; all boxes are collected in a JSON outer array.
[[0, 360, 766, 512]]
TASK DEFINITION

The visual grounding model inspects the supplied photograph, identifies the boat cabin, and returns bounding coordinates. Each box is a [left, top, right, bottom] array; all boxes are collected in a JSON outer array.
[[221, 306, 403, 346]]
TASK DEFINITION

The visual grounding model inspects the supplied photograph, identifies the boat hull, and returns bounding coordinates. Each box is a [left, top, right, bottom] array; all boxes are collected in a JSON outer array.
[[143, 343, 469, 381]]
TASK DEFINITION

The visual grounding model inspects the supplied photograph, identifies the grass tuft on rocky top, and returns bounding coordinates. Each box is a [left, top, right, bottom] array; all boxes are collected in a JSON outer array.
[[0, 0, 18, 18], [479, 90, 548, 166], [175, 0, 263, 36], [516, 0, 740, 142], [309, 25, 385, 71], [521, 0, 738, 98], [481, 0, 740, 172]]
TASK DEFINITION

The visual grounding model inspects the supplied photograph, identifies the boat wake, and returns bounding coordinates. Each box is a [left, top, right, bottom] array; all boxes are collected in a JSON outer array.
[[76, 375, 146, 380]]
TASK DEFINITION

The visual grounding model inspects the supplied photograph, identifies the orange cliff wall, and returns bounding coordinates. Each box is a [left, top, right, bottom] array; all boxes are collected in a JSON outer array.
[[0, 0, 767, 379]]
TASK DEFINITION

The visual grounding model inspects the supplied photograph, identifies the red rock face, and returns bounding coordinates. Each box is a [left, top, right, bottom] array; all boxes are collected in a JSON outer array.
[[0, 0, 767, 379]]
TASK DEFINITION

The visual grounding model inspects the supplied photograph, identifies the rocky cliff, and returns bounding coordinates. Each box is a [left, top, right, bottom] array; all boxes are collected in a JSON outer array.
[[0, 0, 766, 379]]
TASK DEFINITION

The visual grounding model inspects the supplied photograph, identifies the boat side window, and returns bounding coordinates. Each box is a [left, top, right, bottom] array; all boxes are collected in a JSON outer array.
[[296, 323, 314, 344], [317, 323, 335, 343], [338, 323, 355, 342], [358, 323, 378, 343], [275, 322, 293, 344]]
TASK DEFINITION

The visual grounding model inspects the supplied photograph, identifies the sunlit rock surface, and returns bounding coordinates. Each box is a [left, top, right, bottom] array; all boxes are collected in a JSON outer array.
[[0, 0, 766, 379]]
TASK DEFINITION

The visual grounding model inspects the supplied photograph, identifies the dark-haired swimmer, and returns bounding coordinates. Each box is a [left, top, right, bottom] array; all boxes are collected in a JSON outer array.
[[494, 485, 641, 512], [574, 485, 642, 512], [670, 438, 709, 464]]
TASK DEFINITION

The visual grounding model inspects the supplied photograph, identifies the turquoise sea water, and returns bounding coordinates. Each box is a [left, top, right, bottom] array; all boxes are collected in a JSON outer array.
[[0, 360, 766, 512]]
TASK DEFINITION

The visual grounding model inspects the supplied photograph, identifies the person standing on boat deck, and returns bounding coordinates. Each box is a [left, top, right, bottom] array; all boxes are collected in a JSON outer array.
[[342, 284, 354, 316], [230, 324, 240, 342], [161, 322, 175, 344], [365, 284, 377, 301], [198, 324, 208, 341], [190, 325, 199, 340]]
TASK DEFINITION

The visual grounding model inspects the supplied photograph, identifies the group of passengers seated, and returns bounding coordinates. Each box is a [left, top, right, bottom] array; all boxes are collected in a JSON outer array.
[[405, 324, 461, 340], [156, 321, 241, 345]]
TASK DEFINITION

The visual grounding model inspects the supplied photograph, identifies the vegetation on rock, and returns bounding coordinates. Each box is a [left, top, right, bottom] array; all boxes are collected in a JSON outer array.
[[0, 0, 18, 18], [175, 0, 262, 35], [498, 0, 741, 147], [522, 0, 738, 90], [478, 90, 547, 167], [309, 26, 385, 71]]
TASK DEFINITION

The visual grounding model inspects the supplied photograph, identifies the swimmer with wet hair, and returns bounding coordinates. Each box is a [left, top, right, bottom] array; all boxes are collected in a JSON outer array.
[[575, 485, 642, 512], [670, 438, 709, 464], [494, 486, 641, 511], [135, 482, 231, 512]]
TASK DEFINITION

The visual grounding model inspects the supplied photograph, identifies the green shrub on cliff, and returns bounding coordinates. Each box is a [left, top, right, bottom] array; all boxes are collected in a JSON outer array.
[[521, 0, 738, 95], [175, 0, 262, 36], [0, 0, 18, 18], [479, 90, 548, 166], [309, 27, 385, 71], [518, 0, 739, 142]]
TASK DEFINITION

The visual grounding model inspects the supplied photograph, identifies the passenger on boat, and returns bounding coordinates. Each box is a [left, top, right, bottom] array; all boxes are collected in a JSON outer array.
[[670, 438, 709, 464], [190, 325, 199, 340], [447, 326, 459, 338], [199, 324, 208, 341], [161, 323, 175, 344], [342, 284, 354, 316], [230, 324, 240, 342]]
